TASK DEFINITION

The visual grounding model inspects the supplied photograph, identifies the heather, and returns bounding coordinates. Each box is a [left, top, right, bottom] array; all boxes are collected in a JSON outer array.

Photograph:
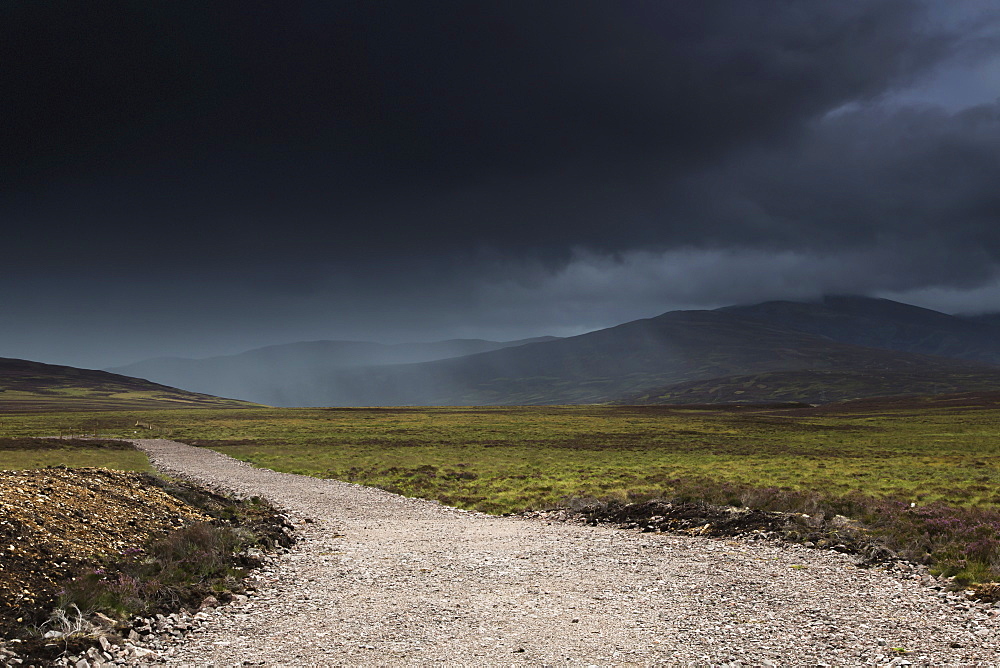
[[2, 395, 998, 583]]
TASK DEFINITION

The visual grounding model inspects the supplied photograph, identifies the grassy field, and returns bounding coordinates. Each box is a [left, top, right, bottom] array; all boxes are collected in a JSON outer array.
[[0, 438, 152, 471], [3, 399, 999, 511], [2, 395, 998, 582]]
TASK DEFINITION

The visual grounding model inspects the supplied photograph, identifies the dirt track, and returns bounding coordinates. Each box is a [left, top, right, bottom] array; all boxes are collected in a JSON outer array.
[[132, 438, 1000, 665]]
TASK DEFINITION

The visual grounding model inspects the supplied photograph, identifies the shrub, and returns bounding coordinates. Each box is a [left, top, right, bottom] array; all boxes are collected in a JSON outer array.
[[58, 521, 256, 619]]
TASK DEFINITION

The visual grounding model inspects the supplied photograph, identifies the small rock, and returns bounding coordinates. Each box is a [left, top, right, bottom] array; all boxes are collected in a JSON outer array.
[[200, 595, 221, 610]]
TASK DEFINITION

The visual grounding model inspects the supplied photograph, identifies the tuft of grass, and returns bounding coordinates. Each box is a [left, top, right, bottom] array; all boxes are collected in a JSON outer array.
[[38, 604, 95, 638], [568, 479, 1000, 584]]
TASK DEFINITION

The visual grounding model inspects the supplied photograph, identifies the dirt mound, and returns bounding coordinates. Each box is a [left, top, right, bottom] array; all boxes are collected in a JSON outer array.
[[0, 467, 211, 637]]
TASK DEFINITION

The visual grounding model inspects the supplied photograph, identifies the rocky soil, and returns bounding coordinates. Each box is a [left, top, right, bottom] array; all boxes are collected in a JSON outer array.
[[0, 455, 298, 667], [58, 437, 993, 666], [0, 466, 211, 639]]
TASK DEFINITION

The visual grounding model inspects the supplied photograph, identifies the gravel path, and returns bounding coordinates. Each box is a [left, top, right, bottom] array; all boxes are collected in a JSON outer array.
[[132, 439, 1000, 666]]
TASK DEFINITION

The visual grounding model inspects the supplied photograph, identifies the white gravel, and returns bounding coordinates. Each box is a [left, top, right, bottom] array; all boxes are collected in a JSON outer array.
[[131, 438, 1000, 666]]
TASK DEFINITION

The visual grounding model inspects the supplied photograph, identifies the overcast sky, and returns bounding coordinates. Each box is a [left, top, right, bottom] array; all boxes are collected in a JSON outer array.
[[4, 1, 1000, 368]]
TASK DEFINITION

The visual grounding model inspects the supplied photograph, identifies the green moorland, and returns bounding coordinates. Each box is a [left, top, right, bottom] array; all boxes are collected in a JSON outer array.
[[0, 437, 152, 471], [2, 394, 999, 582]]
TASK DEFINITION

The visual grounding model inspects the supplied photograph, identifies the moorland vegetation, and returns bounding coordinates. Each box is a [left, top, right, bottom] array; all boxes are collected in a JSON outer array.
[[0, 439, 293, 664], [3, 394, 999, 585]]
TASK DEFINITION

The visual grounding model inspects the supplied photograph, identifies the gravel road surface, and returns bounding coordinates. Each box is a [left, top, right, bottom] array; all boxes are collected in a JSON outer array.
[[132, 439, 1000, 665]]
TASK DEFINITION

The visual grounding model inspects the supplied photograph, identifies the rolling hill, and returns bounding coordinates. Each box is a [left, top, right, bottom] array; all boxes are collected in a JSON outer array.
[[0, 357, 258, 411], [620, 366, 1000, 405]]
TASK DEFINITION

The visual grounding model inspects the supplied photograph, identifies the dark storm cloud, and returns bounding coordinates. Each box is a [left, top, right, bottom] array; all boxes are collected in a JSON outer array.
[[495, 100, 1000, 322], [3, 0, 956, 265], [661, 103, 1000, 269], [4, 1, 1000, 368]]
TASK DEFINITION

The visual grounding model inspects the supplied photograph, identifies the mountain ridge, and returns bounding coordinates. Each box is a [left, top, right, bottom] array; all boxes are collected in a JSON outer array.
[[310, 306, 1000, 406], [97, 295, 1000, 407], [720, 295, 1000, 365]]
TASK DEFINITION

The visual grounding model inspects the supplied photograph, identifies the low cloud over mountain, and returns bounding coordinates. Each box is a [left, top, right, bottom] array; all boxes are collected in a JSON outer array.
[[4, 2, 1000, 368], [110, 297, 1000, 407]]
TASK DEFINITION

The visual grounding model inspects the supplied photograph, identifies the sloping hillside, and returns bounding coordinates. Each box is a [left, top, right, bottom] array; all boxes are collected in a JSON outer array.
[[0, 358, 258, 411], [306, 309, 1000, 405], [621, 366, 1000, 405], [721, 295, 1000, 365], [965, 313, 1000, 329]]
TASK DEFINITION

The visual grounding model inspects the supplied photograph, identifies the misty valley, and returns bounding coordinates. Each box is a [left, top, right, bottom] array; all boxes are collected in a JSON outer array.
[[104, 295, 1000, 408]]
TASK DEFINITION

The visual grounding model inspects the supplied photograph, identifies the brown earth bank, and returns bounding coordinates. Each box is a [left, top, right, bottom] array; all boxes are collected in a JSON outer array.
[[0, 465, 294, 665]]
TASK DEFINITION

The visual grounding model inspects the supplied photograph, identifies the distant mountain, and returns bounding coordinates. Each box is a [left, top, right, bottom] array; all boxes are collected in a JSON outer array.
[[105, 296, 1000, 407], [304, 308, 1000, 406], [107, 337, 559, 405], [0, 357, 256, 412], [721, 295, 1000, 365]]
